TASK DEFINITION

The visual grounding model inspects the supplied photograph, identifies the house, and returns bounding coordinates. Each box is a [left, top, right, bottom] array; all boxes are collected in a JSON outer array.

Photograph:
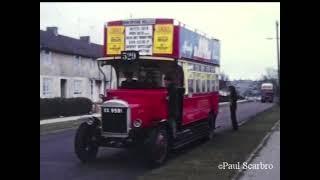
[[40, 27, 116, 102]]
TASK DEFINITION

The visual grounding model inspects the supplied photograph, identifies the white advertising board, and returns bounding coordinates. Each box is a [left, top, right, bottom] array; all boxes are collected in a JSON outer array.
[[125, 25, 153, 55]]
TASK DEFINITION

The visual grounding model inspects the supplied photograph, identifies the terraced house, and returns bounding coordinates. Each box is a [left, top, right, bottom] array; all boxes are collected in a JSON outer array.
[[40, 27, 115, 102]]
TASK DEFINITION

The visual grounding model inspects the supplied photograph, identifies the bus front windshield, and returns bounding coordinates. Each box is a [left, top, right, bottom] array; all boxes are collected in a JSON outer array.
[[112, 60, 178, 89]]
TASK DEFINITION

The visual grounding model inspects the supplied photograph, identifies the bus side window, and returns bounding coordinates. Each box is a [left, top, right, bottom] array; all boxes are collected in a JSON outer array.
[[215, 78, 219, 91], [215, 75, 218, 91], [188, 79, 194, 93], [211, 80, 215, 91], [202, 79, 206, 93], [207, 80, 211, 92], [196, 79, 200, 93]]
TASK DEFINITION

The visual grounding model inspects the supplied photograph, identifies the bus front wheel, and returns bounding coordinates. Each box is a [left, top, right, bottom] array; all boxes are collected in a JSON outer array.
[[146, 127, 169, 167], [74, 123, 99, 163]]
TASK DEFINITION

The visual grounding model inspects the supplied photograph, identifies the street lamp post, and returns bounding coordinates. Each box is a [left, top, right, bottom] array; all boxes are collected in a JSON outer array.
[[266, 21, 280, 104], [276, 21, 280, 104]]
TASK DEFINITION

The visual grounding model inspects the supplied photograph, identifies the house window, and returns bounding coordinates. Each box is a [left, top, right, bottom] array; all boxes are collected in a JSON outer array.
[[90, 80, 93, 95], [42, 50, 52, 65], [74, 80, 82, 95], [74, 56, 81, 66], [43, 78, 53, 96], [91, 59, 95, 68]]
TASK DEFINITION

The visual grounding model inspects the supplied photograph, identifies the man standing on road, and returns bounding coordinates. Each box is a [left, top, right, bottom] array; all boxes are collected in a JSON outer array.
[[164, 73, 178, 138], [229, 85, 239, 130]]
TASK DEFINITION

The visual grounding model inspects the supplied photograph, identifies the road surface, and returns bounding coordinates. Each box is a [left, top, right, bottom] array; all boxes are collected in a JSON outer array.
[[40, 102, 274, 180]]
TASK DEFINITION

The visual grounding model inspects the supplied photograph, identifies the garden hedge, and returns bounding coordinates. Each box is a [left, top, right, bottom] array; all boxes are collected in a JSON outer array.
[[40, 97, 92, 120]]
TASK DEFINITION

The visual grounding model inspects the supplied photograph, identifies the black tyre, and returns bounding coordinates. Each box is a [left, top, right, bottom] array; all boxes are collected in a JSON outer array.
[[146, 127, 169, 167], [74, 123, 99, 163], [206, 112, 216, 140]]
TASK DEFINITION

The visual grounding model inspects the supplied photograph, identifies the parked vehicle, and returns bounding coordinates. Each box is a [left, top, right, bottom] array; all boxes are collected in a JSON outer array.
[[261, 83, 274, 103]]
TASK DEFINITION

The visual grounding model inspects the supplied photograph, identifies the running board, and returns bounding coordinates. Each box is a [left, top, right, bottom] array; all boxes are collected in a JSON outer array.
[[172, 122, 210, 150], [172, 130, 209, 150]]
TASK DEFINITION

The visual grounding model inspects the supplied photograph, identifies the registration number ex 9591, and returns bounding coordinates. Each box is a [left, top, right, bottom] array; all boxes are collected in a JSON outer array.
[[103, 107, 123, 114]]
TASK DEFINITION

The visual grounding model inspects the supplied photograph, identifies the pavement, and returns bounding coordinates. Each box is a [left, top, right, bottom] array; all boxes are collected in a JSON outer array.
[[238, 122, 280, 180], [40, 101, 274, 180], [40, 113, 100, 125]]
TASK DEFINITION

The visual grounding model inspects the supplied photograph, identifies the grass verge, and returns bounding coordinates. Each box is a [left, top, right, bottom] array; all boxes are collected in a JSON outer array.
[[139, 105, 280, 180]]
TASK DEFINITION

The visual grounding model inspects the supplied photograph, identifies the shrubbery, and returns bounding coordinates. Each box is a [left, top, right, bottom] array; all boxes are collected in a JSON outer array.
[[40, 97, 92, 120]]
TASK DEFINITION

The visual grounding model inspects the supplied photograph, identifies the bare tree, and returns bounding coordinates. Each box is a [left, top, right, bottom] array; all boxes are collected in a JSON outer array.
[[264, 67, 278, 80], [220, 71, 229, 81], [219, 71, 230, 90]]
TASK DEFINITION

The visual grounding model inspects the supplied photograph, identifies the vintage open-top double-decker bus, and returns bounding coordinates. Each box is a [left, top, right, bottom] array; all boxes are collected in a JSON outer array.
[[74, 18, 221, 166]]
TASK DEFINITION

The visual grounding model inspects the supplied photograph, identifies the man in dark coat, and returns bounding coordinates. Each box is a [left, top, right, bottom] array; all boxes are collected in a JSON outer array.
[[229, 85, 239, 130], [164, 73, 178, 138]]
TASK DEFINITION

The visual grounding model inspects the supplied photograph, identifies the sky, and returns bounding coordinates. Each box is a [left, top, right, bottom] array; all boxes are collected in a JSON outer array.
[[40, 2, 280, 80]]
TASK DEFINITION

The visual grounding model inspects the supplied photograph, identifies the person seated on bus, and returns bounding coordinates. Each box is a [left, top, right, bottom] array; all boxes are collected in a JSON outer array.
[[136, 70, 147, 88], [144, 71, 158, 88], [121, 71, 137, 88], [137, 71, 157, 88]]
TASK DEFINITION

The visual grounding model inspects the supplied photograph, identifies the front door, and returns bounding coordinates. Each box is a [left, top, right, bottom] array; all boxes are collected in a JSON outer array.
[[60, 79, 67, 98], [95, 80, 102, 102]]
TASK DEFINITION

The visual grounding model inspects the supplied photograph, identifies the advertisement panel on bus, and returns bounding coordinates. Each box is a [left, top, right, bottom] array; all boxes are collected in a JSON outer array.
[[105, 18, 176, 57], [104, 18, 220, 65], [179, 27, 220, 65]]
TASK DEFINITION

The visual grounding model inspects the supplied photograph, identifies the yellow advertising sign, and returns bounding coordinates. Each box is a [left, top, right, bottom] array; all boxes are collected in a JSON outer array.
[[106, 26, 125, 55], [153, 24, 174, 54]]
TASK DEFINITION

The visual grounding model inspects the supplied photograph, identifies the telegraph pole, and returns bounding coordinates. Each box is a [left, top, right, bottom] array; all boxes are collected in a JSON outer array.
[[266, 21, 280, 104], [276, 21, 280, 104]]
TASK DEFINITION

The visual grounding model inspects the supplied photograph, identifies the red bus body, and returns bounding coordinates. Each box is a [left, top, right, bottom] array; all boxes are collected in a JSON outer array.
[[105, 89, 219, 129], [74, 18, 221, 166]]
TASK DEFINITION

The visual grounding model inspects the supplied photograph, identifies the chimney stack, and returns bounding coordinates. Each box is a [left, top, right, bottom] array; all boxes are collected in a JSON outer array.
[[46, 27, 58, 36], [80, 36, 90, 43]]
